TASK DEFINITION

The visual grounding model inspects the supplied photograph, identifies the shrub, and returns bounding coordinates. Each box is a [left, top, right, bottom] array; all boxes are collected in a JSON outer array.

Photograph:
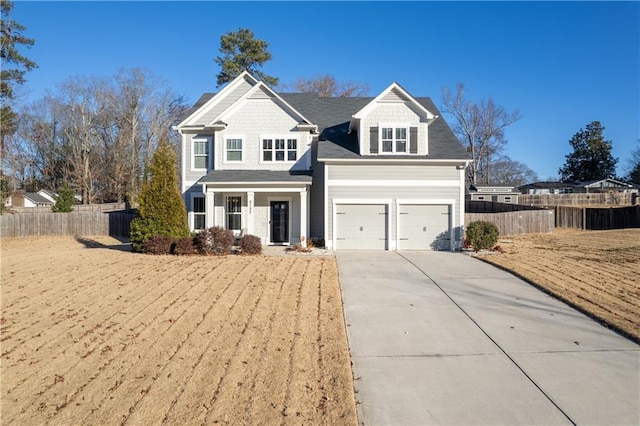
[[129, 140, 190, 252], [52, 183, 76, 212], [466, 221, 499, 252], [195, 226, 234, 255], [143, 235, 175, 255], [240, 234, 262, 255], [309, 237, 325, 248], [173, 236, 197, 255]]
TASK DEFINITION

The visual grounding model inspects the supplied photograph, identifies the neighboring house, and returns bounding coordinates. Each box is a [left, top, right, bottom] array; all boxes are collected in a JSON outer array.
[[577, 178, 638, 194], [11, 191, 54, 208], [467, 184, 520, 203], [38, 189, 58, 203], [519, 179, 638, 194], [175, 72, 470, 250]]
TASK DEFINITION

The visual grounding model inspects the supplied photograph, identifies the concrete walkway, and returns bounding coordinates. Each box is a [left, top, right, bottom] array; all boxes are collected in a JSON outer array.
[[336, 251, 640, 426]]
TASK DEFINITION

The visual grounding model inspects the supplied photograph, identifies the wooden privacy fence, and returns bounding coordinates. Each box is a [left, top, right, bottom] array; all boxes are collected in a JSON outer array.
[[554, 205, 640, 230], [465, 210, 555, 236], [0, 211, 135, 238], [465, 200, 545, 213], [10, 202, 127, 214], [520, 193, 637, 207]]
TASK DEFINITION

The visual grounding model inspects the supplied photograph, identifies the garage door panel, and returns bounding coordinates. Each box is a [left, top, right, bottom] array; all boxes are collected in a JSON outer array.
[[398, 204, 450, 250], [336, 204, 387, 250]]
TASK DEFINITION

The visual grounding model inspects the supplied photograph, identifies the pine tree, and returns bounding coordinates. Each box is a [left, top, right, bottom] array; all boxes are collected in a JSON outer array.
[[214, 28, 278, 87], [130, 140, 189, 252], [558, 121, 617, 182], [51, 183, 76, 212]]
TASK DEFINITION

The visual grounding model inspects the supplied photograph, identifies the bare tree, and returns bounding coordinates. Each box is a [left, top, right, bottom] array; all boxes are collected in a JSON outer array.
[[282, 74, 369, 97], [10, 69, 189, 204], [441, 83, 521, 184], [490, 156, 539, 187], [53, 76, 109, 203]]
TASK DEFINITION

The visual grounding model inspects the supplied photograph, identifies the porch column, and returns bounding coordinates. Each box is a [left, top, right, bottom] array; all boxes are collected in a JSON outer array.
[[300, 187, 307, 245], [247, 191, 255, 235], [206, 188, 215, 228]]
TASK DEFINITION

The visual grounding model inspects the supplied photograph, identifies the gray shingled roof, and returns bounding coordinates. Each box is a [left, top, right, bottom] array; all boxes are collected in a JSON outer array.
[[186, 92, 470, 161], [25, 192, 53, 204], [279, 94, 469, 161], [198, 170, 312, 184]]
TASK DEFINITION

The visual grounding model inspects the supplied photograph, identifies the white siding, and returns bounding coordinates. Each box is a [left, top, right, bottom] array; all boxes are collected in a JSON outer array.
[[215, 98, 311, 171], [192, 78, 254, 126], [325, 163, 464, 250], [329, 164, 459, 180], [184, 133, 214, 183], [360, 103, 428, 155]]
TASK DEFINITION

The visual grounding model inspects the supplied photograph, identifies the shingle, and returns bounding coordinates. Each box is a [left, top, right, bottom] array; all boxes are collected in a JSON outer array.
[[186, 91, 470, 161], [198, 170, 312, 184]]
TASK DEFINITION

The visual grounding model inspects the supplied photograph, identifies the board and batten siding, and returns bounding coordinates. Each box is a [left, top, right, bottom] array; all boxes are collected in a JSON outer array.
[[215, 98, 311, 171], [325, 163, 464, 250], [360, 103, 428, 156]]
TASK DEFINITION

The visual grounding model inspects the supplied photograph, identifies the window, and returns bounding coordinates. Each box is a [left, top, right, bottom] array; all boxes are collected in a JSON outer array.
[[262, 137, 297, 162], [226, 138, 243, 162], [380, 125, 408, 153], [193, 196, 205, 230], [226, 196, 241, 232], [193, 139, 209, 169]]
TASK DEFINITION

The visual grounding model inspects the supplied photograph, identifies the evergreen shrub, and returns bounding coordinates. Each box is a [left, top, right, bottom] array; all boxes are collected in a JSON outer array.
[[466, 221, 499, 252], [129, 140, 189, 252]]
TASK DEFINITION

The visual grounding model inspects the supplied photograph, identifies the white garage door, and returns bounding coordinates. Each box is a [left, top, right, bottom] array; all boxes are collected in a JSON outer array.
[[398, 204, 451, 250], [335, 204, 387, 250]]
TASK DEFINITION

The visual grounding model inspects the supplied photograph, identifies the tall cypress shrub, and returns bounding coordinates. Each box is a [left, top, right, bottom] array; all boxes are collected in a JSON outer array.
[[130, 140, 189, 252]]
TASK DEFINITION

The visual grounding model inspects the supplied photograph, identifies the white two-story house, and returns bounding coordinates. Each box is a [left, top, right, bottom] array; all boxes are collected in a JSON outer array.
[[175, 71, 470, 250]]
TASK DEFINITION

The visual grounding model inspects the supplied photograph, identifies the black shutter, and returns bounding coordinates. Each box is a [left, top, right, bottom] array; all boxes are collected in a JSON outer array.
[[409, 127, 418, 154], [369, 127, 378, 154]]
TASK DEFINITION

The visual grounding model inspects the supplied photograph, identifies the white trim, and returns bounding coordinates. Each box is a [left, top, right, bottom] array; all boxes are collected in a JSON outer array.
[[328, 179, 460, 187], [396, 199, 456, 251], [378, 122, 410, 154], [349, 82, 436, 134], [202, 186, 308, 193], [318, 158, 472, 164], [323, 164, 329, 248], [459, 165, 466, 250], [176, 71, 259, 128], [191, 136, 211, 172], [181, 133, 187, 192], [211, 81, 315, 129], [223, 134, 245, 164], [225, 194, 244, 237], [267, 196, 293, 245], [331, 198, 392, 251], [189, 192, 206, 231]]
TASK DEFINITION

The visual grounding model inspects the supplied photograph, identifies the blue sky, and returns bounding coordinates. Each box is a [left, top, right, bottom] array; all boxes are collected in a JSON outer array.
[[11, 1, 640, 180]]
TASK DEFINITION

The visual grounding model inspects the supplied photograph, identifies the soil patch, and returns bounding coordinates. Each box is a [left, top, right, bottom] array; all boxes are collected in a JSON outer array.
[[1, 236, 357, 425], [478, 228, 640, 342]]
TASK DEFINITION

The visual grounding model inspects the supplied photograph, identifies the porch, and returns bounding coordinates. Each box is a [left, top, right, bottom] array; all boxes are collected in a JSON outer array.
[[189, 170, 312, 246]]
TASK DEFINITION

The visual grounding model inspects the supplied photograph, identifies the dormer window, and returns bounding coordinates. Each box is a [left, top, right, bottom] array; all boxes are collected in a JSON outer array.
[[381, 126, 408, 153]]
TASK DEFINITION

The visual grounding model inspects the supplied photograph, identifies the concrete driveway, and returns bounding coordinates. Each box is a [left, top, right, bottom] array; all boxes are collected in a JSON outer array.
[[336, 251, 640, 426]]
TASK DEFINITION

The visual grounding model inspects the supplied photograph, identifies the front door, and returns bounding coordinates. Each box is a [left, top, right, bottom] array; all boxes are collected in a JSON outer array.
[[270, 201, 289, 243]]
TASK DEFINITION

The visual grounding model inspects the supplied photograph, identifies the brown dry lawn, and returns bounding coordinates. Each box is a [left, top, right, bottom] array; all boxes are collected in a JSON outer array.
[[0, 236, 357, 425], [478, 228, 640, 342]]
